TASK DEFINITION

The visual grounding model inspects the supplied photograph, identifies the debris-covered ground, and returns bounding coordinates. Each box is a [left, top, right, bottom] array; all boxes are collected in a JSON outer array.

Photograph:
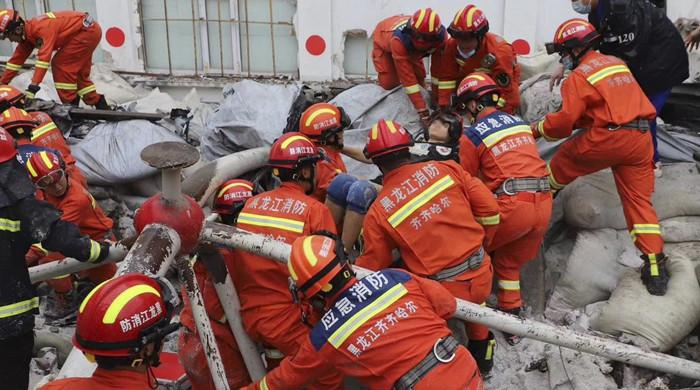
[[23, 57, 700, 389]]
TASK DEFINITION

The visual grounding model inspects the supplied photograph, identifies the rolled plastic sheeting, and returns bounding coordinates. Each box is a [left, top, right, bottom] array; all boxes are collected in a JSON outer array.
[[182, 147, 269, 205]]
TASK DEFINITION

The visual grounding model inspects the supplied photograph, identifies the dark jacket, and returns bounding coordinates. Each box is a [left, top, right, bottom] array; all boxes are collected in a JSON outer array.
[[590, 0, 689, 95], [0, 159, 103, 340]]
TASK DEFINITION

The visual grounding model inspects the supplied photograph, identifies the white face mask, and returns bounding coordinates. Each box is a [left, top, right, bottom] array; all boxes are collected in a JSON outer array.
[[457, 45, 476, 61], [572, 0, 592, 14]]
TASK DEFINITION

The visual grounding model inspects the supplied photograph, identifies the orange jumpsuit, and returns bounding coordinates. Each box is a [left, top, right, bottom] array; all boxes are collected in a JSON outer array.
[[356, 160, 499, 341], [534, 50, 663, 258], [1, 11, 103, 105], [246, 269, 482, 390], [38, 368, 154, 389], [39, 176, 115, 293], [431, 33, 521, 114], [372, 15, 444, 112], [312, 147, 347, 203], [232, 182, 341, 389], [460, 109, 552, 310], [16, 111, 87, 186], [178, 249, 251, 390]]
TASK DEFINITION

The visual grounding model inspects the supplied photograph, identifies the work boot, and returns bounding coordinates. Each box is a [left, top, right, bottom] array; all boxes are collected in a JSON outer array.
[[468, 331, 496, 376], [640, 253, 669, 296], [94, 95, 110, 110], [500, 308, 523, 346]]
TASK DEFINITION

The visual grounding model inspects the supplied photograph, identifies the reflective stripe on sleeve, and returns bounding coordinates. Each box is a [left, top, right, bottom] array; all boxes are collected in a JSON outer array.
[[0, 297, 39, 319]]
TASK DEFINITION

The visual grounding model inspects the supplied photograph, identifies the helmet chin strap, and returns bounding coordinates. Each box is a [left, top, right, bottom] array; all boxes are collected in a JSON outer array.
[[293, 164, 316, 195]]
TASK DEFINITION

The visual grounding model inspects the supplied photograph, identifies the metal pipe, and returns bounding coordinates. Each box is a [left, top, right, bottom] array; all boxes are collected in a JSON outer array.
[[453, 301, 700, 380], [179, 256, 231, 390], [163, 0, 174, 75], [201, 222, 700, 380], [29, 242, 129, 283], [116, 223, 181, 277], [212, 273, 266, 380], [162, 168, 183, 204]]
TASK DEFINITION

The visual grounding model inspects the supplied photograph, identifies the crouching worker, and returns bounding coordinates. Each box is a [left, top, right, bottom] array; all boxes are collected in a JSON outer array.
[[299, 102, 377, 251], [178, 179, 257, 389], [245, 234, 483, 390], [39, 274, 181, 389], [25, 149, 116, 319]]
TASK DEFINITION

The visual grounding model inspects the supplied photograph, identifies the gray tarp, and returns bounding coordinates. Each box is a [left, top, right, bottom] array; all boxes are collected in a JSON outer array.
[[200, 80, 302, 161], [72, 120, 185, 185]]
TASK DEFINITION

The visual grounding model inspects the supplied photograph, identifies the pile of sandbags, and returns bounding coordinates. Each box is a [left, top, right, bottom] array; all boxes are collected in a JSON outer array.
[[544, 163, 700, 351]]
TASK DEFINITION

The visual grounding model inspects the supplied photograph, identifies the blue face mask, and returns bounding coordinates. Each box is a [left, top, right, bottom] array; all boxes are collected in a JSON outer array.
[[572, 0, 592, 14], [561, 55, 575, 71]]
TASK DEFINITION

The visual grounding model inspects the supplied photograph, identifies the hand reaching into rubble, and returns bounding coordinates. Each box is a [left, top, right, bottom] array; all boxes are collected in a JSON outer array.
[[549, 63, 566, 92], [686, 25, 700, 52]]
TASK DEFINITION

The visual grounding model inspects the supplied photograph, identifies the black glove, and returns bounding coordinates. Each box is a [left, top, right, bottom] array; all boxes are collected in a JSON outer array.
[[25, 84, 40, 99]]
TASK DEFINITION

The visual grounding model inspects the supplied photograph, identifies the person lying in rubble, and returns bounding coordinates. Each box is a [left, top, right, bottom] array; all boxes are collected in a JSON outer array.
[[533, 19, 668, 296], [178, 179, 258, 389], [0, 127, 111, 390], [245, 234, 483, 390], [230, 133, 343, 389], [355, 119, 500, 376], [39, 274, 180, 390], [299, 102, 377, 253], [23, 149, 116, 320], [0, 101, 87, 185], [451, 72, 552, 345]]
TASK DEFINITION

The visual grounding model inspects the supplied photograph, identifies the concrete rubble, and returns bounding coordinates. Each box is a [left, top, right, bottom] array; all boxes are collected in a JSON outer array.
[[23, 61, 700, 390]]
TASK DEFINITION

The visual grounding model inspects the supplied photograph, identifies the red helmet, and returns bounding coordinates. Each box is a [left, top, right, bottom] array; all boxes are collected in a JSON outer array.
[[0, 126, 15, 163], [0, 107, 37, 137], [25, 149, 66, 188], [214, 179, 255, 216], [74, 274, 177, 357], [0, 85, 24, 109], [288, 234, 348, 300], [546, 19, 600, 55], [453, 73, 501, 112], [0, 9, 21, 37], [406, 8, 446, 44], [449, 5, 489, 39], [363, 119, 414, 160], [299, 103, 349, 142], [268, 132, 321, 170]]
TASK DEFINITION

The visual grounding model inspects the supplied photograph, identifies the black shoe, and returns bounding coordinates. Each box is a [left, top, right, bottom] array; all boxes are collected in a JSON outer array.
[[640, 253, 669, 296], [94, 95, 110, 110], [468, 331, 496, 376], [501, 308, 523, 346]]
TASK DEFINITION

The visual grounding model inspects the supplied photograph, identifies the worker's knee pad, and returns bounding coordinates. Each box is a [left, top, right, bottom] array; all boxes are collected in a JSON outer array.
[[327, 173, 357, 207], [346, 180, 377, 214]]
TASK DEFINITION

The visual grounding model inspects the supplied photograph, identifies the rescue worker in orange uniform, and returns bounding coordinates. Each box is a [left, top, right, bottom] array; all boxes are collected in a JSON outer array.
[[356, 119, 500, 375], [178, 179, 257, 389], [299, 102, 377, 251], [232, 133, 342, 389], [431, 5, 521, 114], [25, 150, 116, 318], [0, 9, 109, 108], [453, 73, 552, 344], [372, 8, 447, 126], [39, 273, 181, 390], [533, 19, 667, 295], [246, 234, 483, 390], [0, 103, 86, 185]]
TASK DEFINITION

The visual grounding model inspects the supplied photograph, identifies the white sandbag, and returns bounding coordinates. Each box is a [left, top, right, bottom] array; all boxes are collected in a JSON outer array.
[[90, 63, 147, 104], [518, 73, 562, 124], [200, 80, 301, 161], [561, 163, 700, 230], [71, 120, 186, 185], [545, 229, 640, 322], [661, 216, 700, 243], [518, 50, 560, 81], [590, 254, 700, 352]]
